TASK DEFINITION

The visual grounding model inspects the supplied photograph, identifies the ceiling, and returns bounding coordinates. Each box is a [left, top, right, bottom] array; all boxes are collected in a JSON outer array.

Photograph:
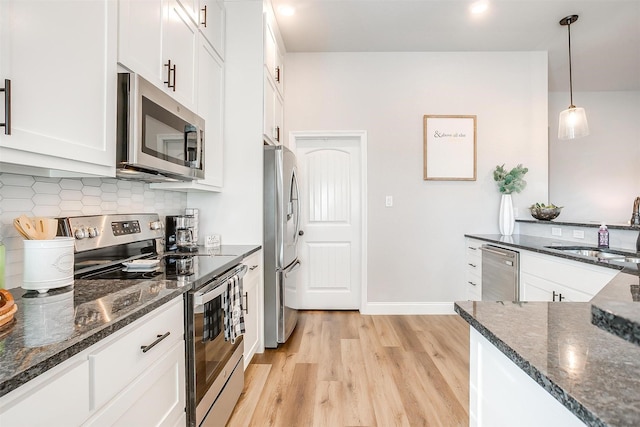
[[270, 0, 640, 92]]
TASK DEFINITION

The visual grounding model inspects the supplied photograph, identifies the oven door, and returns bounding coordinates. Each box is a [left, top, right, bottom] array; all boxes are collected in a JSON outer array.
[[186, 269, 246, 427]]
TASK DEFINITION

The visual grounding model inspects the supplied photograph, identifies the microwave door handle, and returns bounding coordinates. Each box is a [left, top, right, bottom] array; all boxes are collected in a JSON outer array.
[[183, 125, 197, 166]]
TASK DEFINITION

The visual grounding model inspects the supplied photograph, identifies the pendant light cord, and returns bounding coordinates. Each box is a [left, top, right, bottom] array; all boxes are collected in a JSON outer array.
[[567, 22, 574, 107]]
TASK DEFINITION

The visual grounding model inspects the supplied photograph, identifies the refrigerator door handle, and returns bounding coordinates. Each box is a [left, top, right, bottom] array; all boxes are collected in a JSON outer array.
[[292, 169, 302, 245], [284, 260, 301, 278]]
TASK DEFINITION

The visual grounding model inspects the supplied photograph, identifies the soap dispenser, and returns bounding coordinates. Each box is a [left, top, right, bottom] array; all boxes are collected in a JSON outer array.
[[598, 224, 609, 248]]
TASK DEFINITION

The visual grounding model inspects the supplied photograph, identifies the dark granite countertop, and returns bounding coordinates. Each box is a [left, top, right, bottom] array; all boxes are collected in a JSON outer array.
[[0, 244, 260, 398], [464, 233, 639, 275], [455, 300, 640, 427]]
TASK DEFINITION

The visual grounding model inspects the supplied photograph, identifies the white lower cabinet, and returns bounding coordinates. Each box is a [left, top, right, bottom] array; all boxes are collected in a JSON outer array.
[[519, 250, 617, 302], [470, 329, 585, 427], [243, 250, 263, 365], [83, 341, 185, 427], [0, 298, 186, 427], [0, 358, 90, 427], [465, 238, 483, 300]]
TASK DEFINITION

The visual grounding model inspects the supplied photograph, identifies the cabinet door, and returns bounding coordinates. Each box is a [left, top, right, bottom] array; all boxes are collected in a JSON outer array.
[[163, 0, 198, 110], [197, 39, 224, 188], [83, 340, 186, 427], [89, 298, 184, 409], [264, 72, 276, 143], [0, 358, 90, 427], [520, 272, 553, 302], [118, 0, 164, 86], [274, 90, 284, 145], [264, 20, 277, 84], [199, 0, 225, 58], [264, 19, 284, 95], [0, 0, 116, 176], [520, 272, 592, 302], [243, 250, 262, 364]]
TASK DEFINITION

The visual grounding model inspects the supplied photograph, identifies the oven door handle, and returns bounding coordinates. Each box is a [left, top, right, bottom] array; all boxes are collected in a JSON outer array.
[[194, 283, 227, 306]]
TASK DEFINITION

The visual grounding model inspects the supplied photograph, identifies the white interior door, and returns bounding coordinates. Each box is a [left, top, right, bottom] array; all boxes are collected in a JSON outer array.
[[295, 135, 363, 309]]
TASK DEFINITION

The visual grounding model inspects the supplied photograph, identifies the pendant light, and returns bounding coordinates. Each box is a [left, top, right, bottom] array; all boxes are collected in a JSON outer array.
[[558, 15, 589, 140]]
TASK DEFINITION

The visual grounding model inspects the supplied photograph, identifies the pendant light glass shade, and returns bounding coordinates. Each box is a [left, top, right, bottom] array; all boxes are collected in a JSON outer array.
[[558, 15, 589, 140], [558, 106, 589, 140]]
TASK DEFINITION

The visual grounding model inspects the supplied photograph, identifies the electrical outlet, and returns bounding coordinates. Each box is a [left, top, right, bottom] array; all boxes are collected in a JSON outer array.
[[514, 207, 520, 218], [572, 230, 584, 239], [385, 196, 393, 207], [551, 227, 562, 236]]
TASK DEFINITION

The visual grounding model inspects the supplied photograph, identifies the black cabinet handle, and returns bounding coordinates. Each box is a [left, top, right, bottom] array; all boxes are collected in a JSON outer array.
[[275, 126, 280, 142], [1, 79, 10, 135], [140, 332, 170, 353], [468, 246, 477, 251], [201, 5, 207, 27], [275, 66, 281, 83], [164, 60, 176, 91], [249, 265, 258, 270], [468, 281, 477, 287], [468, 263, 476, 268], [552, 291, 565, 302], [298, 230, 304, 236], [243, 292, 248, 314]]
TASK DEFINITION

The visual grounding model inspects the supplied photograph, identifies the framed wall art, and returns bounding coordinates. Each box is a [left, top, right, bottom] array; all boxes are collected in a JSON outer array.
[[423, 115, 477, 181]]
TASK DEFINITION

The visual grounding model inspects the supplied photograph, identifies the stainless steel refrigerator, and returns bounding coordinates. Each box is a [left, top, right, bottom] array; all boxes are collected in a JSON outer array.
[[263, 145, 302, 348]]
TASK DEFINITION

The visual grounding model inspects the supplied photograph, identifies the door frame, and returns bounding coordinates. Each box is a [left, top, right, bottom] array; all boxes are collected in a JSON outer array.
[[289, 130, 368, 311]]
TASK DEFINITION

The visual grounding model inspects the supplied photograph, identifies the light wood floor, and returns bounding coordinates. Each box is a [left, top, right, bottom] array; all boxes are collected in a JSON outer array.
[[228, 311, 470, 427]]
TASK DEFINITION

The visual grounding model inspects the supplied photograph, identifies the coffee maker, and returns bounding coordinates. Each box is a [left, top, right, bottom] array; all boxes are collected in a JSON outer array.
[[165, 215, 198, 252]]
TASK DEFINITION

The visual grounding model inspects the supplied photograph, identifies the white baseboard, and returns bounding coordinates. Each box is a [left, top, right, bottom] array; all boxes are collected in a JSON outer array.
[[360, 302, 456, 315]]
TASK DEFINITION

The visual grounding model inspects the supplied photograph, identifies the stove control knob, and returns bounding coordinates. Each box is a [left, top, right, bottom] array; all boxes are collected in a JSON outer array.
[[87, 227, 100, 238], [150, 220, 163, 230], [74, 228, 87, 239]]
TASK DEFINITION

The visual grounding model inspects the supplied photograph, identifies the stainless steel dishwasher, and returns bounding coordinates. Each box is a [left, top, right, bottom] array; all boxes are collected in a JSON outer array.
[[480, 245, 519, 301]]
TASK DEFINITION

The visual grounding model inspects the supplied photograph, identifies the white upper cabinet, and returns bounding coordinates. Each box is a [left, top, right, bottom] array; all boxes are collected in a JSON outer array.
[[263, 10, 285, 145], [117, 0, 164, 85], [264, 16, 284, 96], [118, 0, 197, 111], [0, 0, 117, 177], [198, 0, 225, 58], [163, 0, 198, 109]]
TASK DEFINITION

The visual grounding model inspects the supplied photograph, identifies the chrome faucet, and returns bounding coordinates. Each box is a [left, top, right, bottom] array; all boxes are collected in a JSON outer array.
[[632, 197, 640, 227], [633, 197, 640, 252]]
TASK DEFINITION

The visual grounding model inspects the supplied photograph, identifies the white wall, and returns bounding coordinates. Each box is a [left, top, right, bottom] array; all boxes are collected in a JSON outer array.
[[549, 90, 640, 224], [285, 52, 549, 309]]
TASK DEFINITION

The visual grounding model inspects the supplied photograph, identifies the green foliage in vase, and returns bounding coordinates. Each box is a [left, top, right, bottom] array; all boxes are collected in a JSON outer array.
[[493, 164, 528, 194]]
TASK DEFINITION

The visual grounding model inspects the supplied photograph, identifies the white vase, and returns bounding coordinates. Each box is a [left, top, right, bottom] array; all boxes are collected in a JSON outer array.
[[499, 194, 515, 236]]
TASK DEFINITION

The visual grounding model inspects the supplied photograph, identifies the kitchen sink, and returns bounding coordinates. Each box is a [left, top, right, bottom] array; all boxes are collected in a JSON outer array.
[[544, 246, 639, 263]]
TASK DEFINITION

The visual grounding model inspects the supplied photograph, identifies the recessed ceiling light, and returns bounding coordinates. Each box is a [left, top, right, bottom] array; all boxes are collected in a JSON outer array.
[[470, 1, 489, 14], [278, 5, 295, 16]]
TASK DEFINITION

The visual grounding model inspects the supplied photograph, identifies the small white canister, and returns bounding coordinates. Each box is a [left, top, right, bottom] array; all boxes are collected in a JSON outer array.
[[23, 237, 75, 293]]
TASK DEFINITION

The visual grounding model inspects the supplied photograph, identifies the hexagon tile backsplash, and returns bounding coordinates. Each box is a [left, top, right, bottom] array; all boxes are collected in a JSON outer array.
[[0, 173, 188, 288]]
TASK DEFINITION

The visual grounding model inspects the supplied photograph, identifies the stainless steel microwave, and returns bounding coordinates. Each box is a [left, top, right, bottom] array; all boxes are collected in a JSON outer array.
[[116, 73, 205, 182]]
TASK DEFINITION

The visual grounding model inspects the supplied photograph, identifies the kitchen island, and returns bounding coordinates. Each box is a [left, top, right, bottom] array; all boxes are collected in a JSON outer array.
[[457, 234, 640, 426]]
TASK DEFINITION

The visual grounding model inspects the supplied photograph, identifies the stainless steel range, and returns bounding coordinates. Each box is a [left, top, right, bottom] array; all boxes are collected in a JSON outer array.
[[58, 213, 247, 427]]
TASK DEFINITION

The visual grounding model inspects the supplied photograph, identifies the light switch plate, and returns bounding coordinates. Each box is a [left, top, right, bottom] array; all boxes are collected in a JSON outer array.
[[385, 196, 393, 207]]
